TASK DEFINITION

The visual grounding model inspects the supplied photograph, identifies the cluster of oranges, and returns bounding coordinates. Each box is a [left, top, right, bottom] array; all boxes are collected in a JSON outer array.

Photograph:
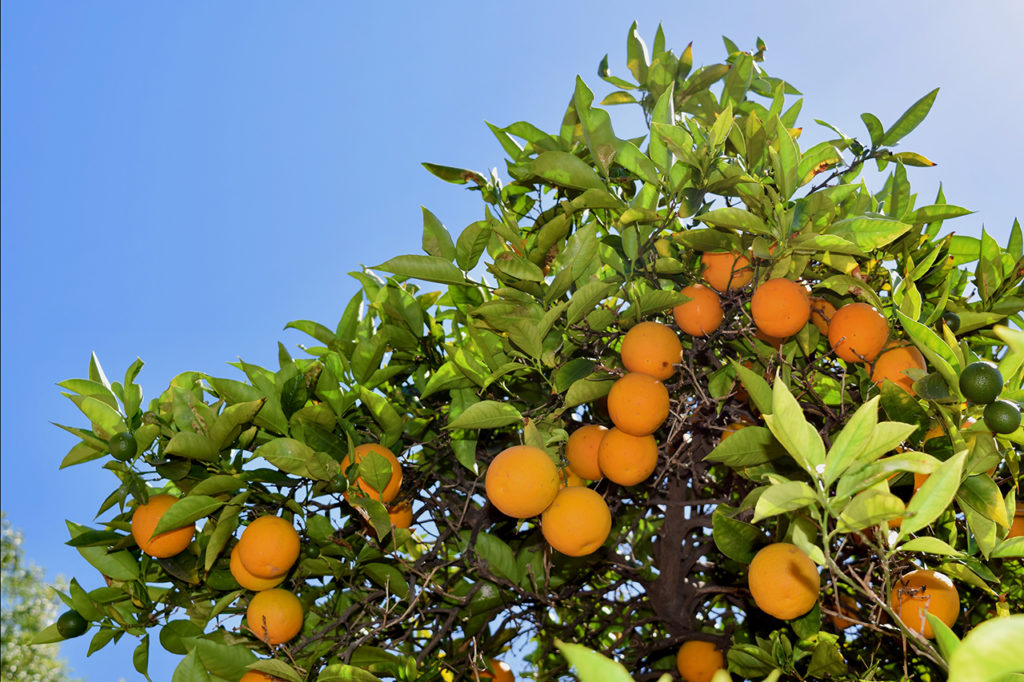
[[670, 250, 929, 397], [131, 495, 306, 648]]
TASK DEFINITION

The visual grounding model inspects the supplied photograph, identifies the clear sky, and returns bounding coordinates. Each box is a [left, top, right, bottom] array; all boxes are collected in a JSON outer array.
[[2, 2, 1021, 680]]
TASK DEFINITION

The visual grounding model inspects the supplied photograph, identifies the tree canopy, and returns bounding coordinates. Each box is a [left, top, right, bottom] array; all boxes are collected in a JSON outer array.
[[42, 24, 1023, 682]]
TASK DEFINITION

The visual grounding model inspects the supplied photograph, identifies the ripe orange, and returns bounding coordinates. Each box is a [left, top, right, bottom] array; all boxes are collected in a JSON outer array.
[[889, 569, 959, 639], [676, 640, 725, 682], [597, 427, 658, 486], [478, 659, 514, 681], [673, 285, 723, 337], [565, 424, 607, 480], [827, 594, 860, 630], [748, 543, 820, 620], [620, 321, 682, 380], [387, 501, 414, 529], [540, 486, 612, 557], [871, 344, 927, 394], [484, 445, 559, 518], [130, 494, 195, 559], [237, 516, 300, 580], [341, 443, 403, 503], [230, 545, 286, 592], [607, 372, 670, 436], [246, 588, 304, 645], [809, 296, 836, 335], [828, 302, 889, 363], [751, 279, 811, 338], [701, 251, 753, 292]]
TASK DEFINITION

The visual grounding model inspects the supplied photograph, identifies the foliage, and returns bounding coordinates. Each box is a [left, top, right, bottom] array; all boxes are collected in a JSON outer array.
[[2, 513, 81, 682], [47, 24, 1024, 682]]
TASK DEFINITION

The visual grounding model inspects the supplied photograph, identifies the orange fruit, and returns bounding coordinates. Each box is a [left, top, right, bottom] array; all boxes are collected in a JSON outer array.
[[341, 443, 403, 504], [230, 545, 286, 592], [871, 344, 926, 394], [889, 569, 959, 639], [828, 302, 889, 363], [478, 659, 514, 681], [484, 445, 559, 519], [673, 285, 723, 337], [809, 296, 836, 335], [751, 278, 811, 338], [246, 588, 304, 645], [558, 467, 586, 488], [565, 424, 607, 480], [701, 251, 753, 292], [130, 494, 195, 559], [387, 501, 414, 529], [237, 516, 300, 580], [540, 486, 612, 557], [827, 594, 860, 630], [606, 373, 670, 436], [620, 321, 682, 380], [676, 640, 725, 682], [748, 543, 820, 620], [597, 428, 658, 486], [240, 672, 284, 682]]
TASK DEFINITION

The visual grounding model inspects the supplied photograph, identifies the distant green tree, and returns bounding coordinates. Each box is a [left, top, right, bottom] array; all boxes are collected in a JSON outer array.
[[1, 513, 80, 682]]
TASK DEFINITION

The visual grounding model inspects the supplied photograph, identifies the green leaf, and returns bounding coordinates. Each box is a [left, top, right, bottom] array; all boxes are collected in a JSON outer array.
[[992, 537, 1024, 559], [861, 112, 884, 146], [625, 22, 649, 83], [905, 204, 973, 224], [363, 563, 410, 600], [712, 506, 765, 563], [564, 375, 614, 409], [67, 521, 139, 581], [882, 88, 939, 146], [771, 115, 798, 199], [752, 481, 817, 522], [732, 361, 772, 415], [567, 280, 619, 325], [898, 537, 964, 557], [896, 310, 960, 385], [825, 215, 910, 250], [152, 495, 224, 536], [372, 255, 465, 285], [446, 401, 522, 430], [526, 151, 607, 191], [358, 387, 404, 448], [763, 379, 825, 477], [165, 432, 220, 462], [705, 426, 784, 467], [420, 207, 455, 261], [473, 532, 521, 583], [556, 639, 634, 682], [824, 397, 879, 486], [697, 207, 769, 235], [897, 450, 965, 541], [255, 437, 341, 481], [420, 162, 485, 186], [835, 489, 904, 532], [947, 614, 1024, 682], [316, 664, 385, 682]]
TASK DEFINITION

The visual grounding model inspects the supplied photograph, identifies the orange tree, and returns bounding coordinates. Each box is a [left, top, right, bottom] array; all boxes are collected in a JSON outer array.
[[38, 25, 1024, 682]]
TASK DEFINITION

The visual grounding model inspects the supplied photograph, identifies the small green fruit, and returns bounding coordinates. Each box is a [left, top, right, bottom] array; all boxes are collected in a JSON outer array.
[[108, 432, 138, 461], [56, 610, 88, 639], [984, 400, 1021, 435], [959, 362, 1003, 404]]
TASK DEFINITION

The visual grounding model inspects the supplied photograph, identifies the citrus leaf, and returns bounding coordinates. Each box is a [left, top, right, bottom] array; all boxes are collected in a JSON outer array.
[[947, 614, 1024, 682], [316, 664, 385, 682], [165, 432, 220, 462], [705, 426, 785, 467], [882, 88, 939, 146], [764, 379, 825, 477], [152, 495, 223, 536], [564, 375, 614, 409], [524, 151, 607, 191], [898, 537, 964, 557], [825, 215, 910, 250], [421, 206, 456, 261], [556, 639, 634, 682], [836, 489, 904, 533], [991, 537, 1024, 559], [753, 481, 817, 522], [67, 521, 139, 581], [897, 450, 965, 540], [445, 401, 522, 430], [824, 397, 879, 486], [697, 207, 769, 235], [372, 255, 466, 285], [255, 437, 341, 481]]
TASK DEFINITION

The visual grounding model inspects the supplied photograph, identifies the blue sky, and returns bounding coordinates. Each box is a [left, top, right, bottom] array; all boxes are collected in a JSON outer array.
[[2, 2, 1022, 679]]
